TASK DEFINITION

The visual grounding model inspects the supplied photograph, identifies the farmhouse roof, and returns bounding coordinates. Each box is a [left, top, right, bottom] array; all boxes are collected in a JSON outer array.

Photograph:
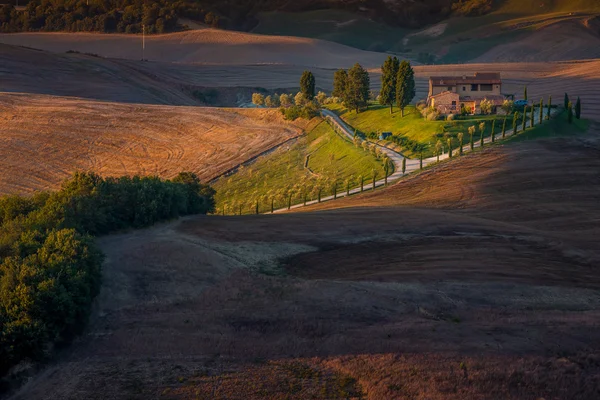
[[430, 91, 459, 98], [430, 73, 501, 86]]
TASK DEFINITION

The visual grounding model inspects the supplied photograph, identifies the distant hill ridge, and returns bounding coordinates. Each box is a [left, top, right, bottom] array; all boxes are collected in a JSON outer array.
[[1, 0, 599, 33]]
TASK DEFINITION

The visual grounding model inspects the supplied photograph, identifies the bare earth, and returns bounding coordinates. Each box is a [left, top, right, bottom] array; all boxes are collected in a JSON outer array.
[[8, 125, 600, 399], [0, 93, 309, 195]]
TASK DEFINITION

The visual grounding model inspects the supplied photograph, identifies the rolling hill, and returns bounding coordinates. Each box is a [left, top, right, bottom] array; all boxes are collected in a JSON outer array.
[[0, 93, 310, 195]]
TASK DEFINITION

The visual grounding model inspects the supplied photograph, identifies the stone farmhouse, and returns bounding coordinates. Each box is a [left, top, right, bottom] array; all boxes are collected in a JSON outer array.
[[427, 73, 505, 115]]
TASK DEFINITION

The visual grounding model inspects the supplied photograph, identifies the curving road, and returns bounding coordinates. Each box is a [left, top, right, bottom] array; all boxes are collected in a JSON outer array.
[[274, 107, 553, 212]]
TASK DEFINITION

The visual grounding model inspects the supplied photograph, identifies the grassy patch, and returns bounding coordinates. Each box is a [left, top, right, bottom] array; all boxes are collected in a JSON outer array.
[[212, 119, 386, 214], [326, 103, 509, 158], [504, 111, 590, 143]]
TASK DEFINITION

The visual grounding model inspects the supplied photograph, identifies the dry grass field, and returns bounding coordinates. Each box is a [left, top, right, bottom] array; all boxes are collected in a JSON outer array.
[[0, 93, 309, 195], [8, 123, 600, 399]]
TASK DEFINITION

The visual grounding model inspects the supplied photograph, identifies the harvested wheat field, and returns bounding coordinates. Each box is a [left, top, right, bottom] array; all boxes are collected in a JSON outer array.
[[9, 124, 600, 399], [0, 93, 310, 195], [0, 30, 389, 68]]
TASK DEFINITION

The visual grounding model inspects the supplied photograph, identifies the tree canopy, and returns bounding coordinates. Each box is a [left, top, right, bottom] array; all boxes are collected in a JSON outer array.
[[300, 70, 316, 100], [345, 63, 370, 113], [0, 172, 215, 376], [332, 69, 348, 99], [395, 60, 416, 117], [379, 56, 400, 113]]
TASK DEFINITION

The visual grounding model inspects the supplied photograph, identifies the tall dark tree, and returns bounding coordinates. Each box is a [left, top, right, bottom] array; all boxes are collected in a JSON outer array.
[[345, 63, 370, 113], [332, 69, 348, 98], [575, 97, 581, 119], [379, 55, 400, 113], [539, 98, 544, 125], [300, 70, 316, 100], [395, 60, 416, 117], [524, 86, 528, 102], [547, 95, 552, 120], [564, 93, 570, 109]]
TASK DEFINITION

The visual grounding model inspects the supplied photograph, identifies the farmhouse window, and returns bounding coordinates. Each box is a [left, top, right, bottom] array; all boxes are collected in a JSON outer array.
[[447, 86, 453, 91], [480, 84, 493, 91], [451, 101, 457, 106], [462, 86, 466, 91], [471, 84, 479, 91]]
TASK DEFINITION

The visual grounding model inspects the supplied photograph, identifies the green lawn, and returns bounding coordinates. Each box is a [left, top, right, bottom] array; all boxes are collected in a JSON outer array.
[[326, 103, 510, 158], [504, 111, 590, 143], [212, 119, 387, 214]]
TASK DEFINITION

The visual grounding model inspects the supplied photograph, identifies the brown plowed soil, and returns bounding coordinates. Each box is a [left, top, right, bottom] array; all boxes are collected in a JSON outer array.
[[0, 93, 310, 194], [8, 125, 600, 400]]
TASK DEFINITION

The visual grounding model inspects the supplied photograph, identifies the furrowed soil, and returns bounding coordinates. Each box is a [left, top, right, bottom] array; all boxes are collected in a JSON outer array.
[[0, 93, 309, 195], [7, 124, 600, 399]]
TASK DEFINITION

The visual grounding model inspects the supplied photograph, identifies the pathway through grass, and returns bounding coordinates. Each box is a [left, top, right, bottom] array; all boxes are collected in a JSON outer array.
[[212, 120, 387, 214]]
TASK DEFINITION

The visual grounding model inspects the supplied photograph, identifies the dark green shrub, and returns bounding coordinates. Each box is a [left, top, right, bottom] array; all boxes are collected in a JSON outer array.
[[0, 171, 215, 376]]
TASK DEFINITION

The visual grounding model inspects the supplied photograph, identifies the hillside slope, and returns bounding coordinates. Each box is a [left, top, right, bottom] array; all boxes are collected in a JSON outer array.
[[0, 93, 308, 195], [0, 29, 389, 68], [9, 123, 600, 400]]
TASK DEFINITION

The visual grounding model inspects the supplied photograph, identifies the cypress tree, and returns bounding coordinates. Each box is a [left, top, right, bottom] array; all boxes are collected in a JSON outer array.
[[396, 60, 416, 117], [346, 63, 370, 113], [379, 56, 400, 113], [457, 132, 464, 156], [332, 69, 348, 98], [524, 86, 528, 102], [360, 176, 364, 192], [547, 95, 552, 120], [575, 97, 581, 119], [567, 101, 573, 124], [513, 111, 519, 134], [530, 105, 535, 128], [255, 199, 259, 215], [469, 126, 475, 150], [384, 161, 389, 186], [539, 98, 544, 124], [448, 138, 452, 158], [288, 194, 292, 210], [479, 122, 485, 148], [502, 116, 507, 139], [372, 170, 377, 190], [564, 93, 569, 109], [419, 152, 423, 170], [522, 106, 527, 131], [300, 71, 316, 100], [402, 157, 406, 174], [491, 119, 496, 142], [271, 198, 274, 213]]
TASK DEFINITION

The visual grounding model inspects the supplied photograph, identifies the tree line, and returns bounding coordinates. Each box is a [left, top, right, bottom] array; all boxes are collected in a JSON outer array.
[[0, 0, 496, 34], [0, 172, 215, 377], [0, 0, 213, 33]]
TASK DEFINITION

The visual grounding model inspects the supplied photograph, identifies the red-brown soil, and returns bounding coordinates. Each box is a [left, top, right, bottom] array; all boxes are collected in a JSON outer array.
[[7, 125, 600, 399]]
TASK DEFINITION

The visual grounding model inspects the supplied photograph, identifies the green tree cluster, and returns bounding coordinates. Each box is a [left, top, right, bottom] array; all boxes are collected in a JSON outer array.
[[0, 0, 200, 33], [396, 60, 416, 117], [332, 64, 370, 113], [0, 172, 215, 375], [379, 56, 400, 113]]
